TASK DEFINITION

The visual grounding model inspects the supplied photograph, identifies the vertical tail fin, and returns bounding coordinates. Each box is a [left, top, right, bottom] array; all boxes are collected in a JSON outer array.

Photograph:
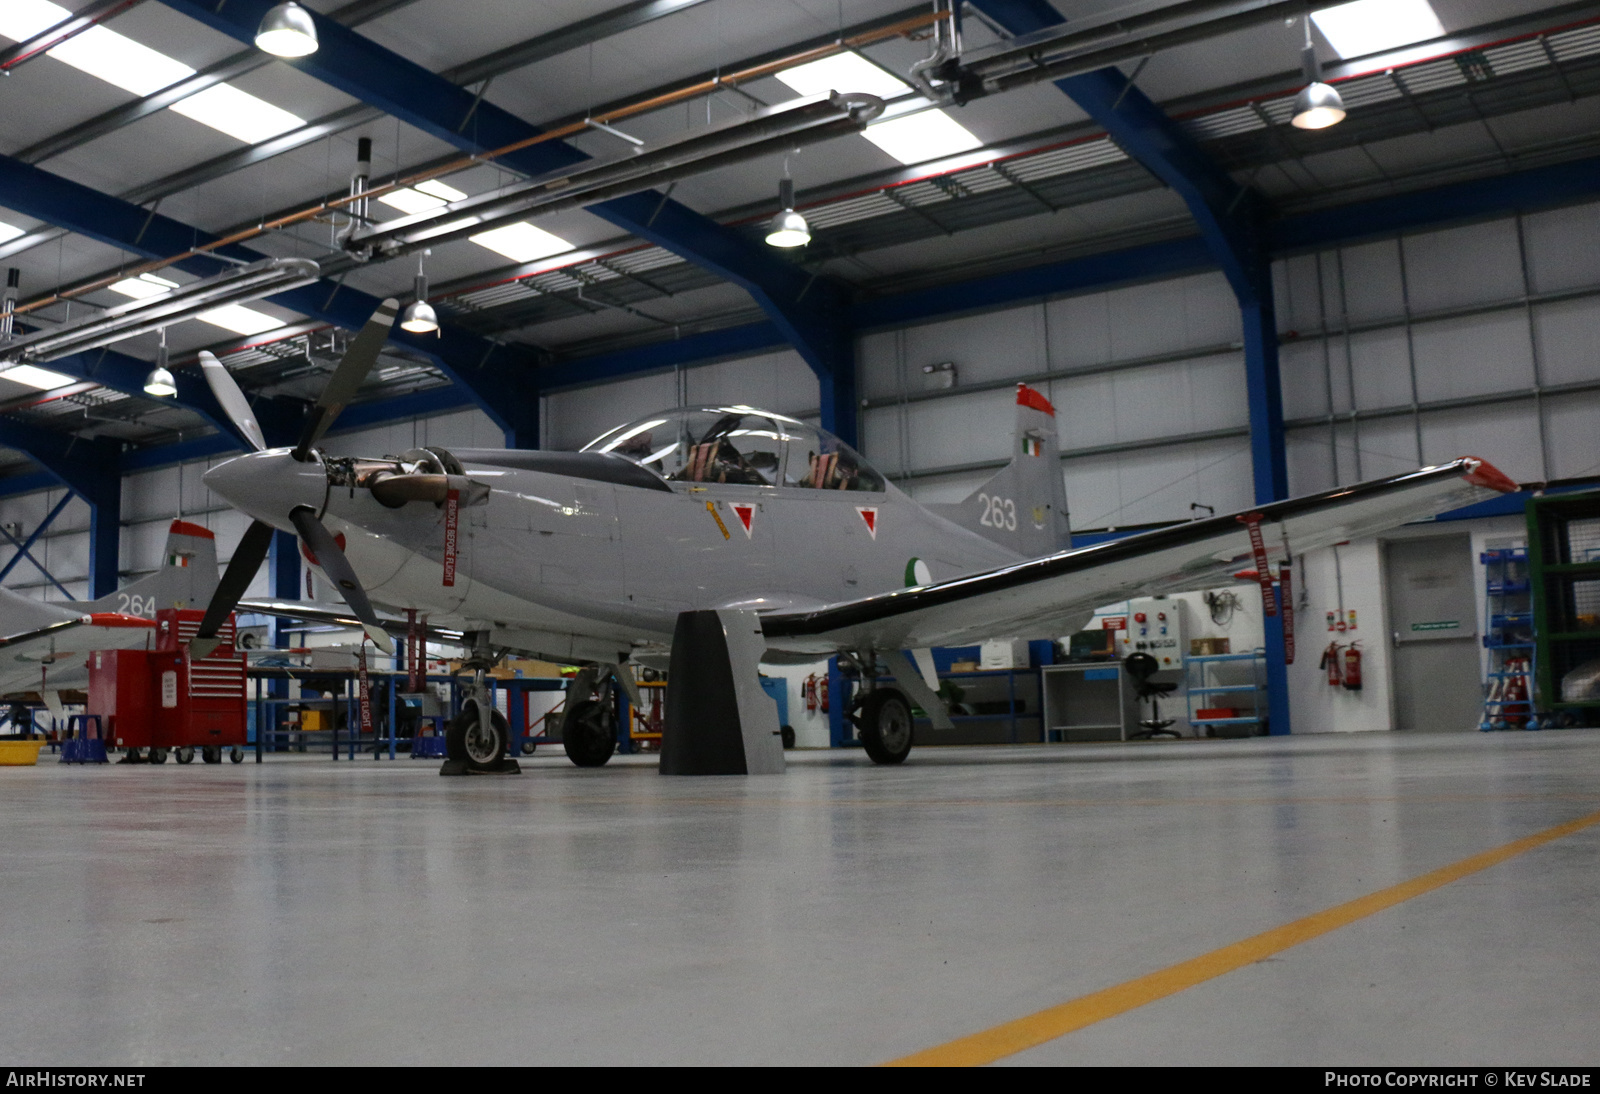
[[926, 384, 1071, 558], [86, 520, 219, 617]]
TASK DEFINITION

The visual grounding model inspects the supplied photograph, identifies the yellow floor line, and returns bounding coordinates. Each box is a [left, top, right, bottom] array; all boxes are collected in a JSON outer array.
[[885, 806, 1600, 1067]]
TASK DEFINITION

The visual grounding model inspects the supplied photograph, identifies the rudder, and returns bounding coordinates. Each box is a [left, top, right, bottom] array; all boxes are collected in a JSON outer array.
[[926, 384, 1070, 558]]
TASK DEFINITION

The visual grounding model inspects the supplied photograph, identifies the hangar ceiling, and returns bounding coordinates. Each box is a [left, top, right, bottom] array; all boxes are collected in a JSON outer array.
[[0, 0, 1594, 477]]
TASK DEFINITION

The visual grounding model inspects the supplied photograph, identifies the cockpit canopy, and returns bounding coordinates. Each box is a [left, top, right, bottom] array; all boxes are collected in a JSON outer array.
[[582, 407, 886, 492]]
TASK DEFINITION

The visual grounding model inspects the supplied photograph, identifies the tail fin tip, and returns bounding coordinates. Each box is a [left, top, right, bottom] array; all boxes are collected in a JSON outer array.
[[1017, 383, 1055, 416]]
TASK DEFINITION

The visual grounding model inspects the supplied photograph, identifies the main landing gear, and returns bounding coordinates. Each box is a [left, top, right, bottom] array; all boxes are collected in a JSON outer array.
[[844, 651, 915, 765]]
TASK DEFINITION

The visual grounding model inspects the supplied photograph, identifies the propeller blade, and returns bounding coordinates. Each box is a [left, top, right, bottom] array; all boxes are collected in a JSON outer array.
[[292, 298, 399, 460], [191, 518, 275, 657], [198, 351, 267, 453], [289, 507, 395, 655]]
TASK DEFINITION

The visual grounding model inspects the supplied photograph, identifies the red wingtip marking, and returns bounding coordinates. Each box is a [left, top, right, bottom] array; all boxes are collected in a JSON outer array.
[[84, 613, 157, 629], [168, 519, 215, 540], [1462, 457, 1519, 494], [1016, 383, 1055, 416]]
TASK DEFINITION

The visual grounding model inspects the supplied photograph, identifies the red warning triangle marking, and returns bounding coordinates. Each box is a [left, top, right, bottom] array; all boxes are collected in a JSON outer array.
[[730, 502, 755, 538], [856, 506, 878, 539]]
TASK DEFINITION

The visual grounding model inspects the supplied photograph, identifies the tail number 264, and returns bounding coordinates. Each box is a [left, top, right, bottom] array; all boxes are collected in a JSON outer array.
[[979, 493, 1017, 531]]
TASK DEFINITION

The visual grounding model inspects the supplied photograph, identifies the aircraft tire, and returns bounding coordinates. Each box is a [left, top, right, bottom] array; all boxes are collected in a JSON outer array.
[[175, 747, 195, 764], [561, 699, 616, 768], [858, 690, 914, 765], [445, 704, 509, 772]]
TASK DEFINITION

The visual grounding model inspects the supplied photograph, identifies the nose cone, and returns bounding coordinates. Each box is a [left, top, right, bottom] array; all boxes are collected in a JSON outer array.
[[203, 450, 327, 531]]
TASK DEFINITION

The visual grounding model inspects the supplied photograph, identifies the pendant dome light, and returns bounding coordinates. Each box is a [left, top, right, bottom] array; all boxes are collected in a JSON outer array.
[[400, 251, 439, 334], [764, 177, 811, 249], [143, 328, 177, 397], [255, 2, 320, 59], [1291, 13, 1345, 130]]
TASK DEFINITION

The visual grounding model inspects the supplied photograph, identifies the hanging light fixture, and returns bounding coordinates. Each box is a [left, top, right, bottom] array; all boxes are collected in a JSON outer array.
[[764, 177, 810, 248], [144, 328, 176, 397], [400, 251, 439, 334], [254, 2, 319, 58], [1292, 13, 1346, 130]]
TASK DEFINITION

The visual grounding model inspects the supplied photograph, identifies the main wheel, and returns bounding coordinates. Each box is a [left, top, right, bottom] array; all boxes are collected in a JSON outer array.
[[857, 690, 914, 765], [561, 699, 616, 768], [445, 704, 509, 772], [201, 747, 221, 764], [175, 747, 195, 764], [148, 748, 169, 765]]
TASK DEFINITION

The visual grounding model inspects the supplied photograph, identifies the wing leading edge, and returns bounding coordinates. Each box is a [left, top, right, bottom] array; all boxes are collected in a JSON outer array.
[[761, 457, 1517, 655]]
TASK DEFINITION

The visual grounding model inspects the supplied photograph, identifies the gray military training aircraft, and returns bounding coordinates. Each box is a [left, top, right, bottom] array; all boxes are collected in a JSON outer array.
[[183, 300, 1515, 774], [0, 520, 220, 720]]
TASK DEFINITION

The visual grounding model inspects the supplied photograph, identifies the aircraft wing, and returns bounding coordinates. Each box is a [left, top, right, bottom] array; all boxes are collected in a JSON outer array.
[[0, 589, 157, 694], [760, 457, 1517, 655], [237, 599, 465, 644]]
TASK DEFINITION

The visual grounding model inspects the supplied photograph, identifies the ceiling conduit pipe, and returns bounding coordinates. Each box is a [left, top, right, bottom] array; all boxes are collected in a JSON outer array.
[[0, 258, 320, 363]]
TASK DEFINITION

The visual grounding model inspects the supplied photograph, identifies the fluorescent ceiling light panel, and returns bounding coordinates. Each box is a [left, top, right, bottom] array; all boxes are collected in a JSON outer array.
[[862, 109, 983, 165], [0, 1, 305, 143], [2, 364, 76, 390], [0, 1, 69, 42], [108, 272, 180, 300], [378, 179, 468, 215], [469, 222, 572, 263], [0, 221, 26, 246], [171, 84, 304, 143], [197, 305, 282, 336], [1311, 0, 1445, 59], [775, 51, 912, 100]]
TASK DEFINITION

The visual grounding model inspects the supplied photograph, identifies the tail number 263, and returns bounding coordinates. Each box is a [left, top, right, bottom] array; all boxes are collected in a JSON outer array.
[[979, 493, 1017, 531]]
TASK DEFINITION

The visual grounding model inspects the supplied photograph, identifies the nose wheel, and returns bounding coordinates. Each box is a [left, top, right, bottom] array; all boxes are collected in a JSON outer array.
[[441, 695, 519, 775]]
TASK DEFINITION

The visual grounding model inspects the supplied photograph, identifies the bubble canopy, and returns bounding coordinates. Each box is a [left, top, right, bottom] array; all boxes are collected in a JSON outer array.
[[582, 406, 886, 491]]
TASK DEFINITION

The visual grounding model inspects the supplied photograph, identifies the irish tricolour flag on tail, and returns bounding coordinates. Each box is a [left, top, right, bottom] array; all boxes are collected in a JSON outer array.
[[1022, 431, 1045, 457]]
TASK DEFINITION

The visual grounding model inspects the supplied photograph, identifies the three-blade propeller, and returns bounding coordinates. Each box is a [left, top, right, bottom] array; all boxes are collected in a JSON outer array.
[[190, 300, 400, 658]]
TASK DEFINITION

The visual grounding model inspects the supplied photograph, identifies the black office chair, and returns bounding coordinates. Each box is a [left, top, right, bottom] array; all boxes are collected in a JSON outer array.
[[1124, 652, 1181, 739]]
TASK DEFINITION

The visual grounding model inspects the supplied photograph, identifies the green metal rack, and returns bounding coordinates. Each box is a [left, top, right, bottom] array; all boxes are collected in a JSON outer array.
[[1527, 489, 1600, 727]]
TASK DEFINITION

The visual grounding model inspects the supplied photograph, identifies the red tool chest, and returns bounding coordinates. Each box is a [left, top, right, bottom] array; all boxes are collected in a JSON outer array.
[[88, 610, 246, 751]]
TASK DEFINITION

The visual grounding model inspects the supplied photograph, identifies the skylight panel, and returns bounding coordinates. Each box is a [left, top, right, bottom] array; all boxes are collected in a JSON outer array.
[[378, 179, 469, 215], [0, 1, 307, 145], [0, 0, 73, 43], [47, 24, 194, 97], [775, 51, 913, 100], [862, 109, 983, 166], [0, 221, 26, 246], [197, 305, 282, 337], [171, 83, 304, 144], [108, 273, 180, 300], [2, 364, 76, 391], [469, 222, 572, 263], [1311, 0, 1445, 59]]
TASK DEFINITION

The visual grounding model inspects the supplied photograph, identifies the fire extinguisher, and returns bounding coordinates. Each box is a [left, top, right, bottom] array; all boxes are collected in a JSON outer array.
[[1342, 643, 1363, 691], [1321, 642, 1343, 686], [819, 674, 830, 714], [804, 674, 818, 714]]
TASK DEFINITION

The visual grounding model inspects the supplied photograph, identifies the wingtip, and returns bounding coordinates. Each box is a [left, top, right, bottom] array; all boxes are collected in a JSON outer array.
[[1461, 456, 1520, 494]]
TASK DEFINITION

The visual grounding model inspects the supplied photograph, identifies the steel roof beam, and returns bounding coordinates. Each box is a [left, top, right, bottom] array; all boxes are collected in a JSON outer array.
[[158, 0, 861, 444], [0, 416, 121, 597], [0, 152, 542, 447]]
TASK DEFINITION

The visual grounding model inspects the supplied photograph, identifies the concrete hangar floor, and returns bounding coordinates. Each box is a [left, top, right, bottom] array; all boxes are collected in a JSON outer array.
[[2, 730, 1597, 1066]]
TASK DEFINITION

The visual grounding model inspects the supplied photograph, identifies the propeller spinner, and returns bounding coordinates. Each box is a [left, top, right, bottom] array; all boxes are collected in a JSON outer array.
[[191, 300, 400, 657]]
